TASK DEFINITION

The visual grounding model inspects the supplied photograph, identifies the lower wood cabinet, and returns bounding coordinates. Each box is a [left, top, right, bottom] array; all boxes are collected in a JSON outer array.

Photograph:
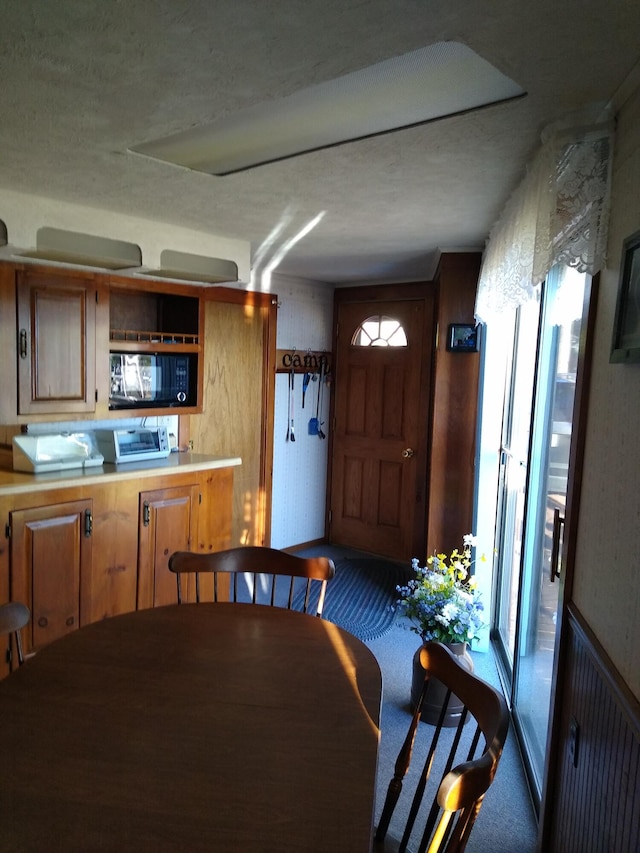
[[10, 500, 93, 658], [137, 484, 199, 609], [0, 461, 235, 676]]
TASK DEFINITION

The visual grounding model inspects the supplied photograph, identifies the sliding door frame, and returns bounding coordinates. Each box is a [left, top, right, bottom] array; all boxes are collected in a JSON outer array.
[[538, 273, 599, 848]]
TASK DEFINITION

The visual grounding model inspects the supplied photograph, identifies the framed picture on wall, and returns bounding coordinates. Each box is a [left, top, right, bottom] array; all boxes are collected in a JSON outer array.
[[611, 229, 640, 363], [447, 323, 480, 352]]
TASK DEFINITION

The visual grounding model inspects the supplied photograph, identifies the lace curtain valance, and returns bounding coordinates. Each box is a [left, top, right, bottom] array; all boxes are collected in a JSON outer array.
[[475, 121, 614, 323]]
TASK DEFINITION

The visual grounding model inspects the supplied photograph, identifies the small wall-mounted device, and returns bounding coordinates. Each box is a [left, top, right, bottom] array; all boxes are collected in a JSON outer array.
[[446, 323, 480, 352]]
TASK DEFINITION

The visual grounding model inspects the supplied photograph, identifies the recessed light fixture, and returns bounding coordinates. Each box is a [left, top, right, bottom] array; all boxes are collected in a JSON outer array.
[[131, 41, 525, 176]]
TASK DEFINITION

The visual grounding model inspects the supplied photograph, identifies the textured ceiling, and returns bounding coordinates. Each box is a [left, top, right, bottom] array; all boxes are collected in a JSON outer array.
[[0, 0, 638, 285]]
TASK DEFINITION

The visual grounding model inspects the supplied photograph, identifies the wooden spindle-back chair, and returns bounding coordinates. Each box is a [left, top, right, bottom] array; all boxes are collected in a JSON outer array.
[[375, 641, 510, 853], [0, 601, 31, 668], [168, 546, 336, 617]]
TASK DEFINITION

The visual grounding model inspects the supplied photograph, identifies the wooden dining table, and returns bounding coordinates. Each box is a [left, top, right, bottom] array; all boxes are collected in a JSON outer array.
[[0, 603, 382, 852]]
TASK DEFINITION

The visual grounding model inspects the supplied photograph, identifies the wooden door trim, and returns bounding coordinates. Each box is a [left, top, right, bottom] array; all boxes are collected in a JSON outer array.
[[334, 281, 434, 305]]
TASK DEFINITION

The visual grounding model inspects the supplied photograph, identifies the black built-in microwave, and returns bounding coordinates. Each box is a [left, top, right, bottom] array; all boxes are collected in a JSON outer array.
[[109, 352, 196, 409]]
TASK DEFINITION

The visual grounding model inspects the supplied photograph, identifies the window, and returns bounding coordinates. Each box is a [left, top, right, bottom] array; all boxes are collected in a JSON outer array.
[[351, 315, 407, 347]]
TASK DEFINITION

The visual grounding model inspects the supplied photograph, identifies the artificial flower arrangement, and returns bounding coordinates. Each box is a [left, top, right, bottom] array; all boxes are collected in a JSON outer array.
[[395, 534, 485, 644]]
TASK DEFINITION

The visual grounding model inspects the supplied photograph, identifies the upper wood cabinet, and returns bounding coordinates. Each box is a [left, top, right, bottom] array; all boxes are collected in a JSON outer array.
[[16, 269, 97, 415], [109, 287, 200, 348], [107, 284, 203, 415]]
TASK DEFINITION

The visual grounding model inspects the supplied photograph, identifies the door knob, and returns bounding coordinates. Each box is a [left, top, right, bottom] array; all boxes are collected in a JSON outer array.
[[402, 448, 415, 458]]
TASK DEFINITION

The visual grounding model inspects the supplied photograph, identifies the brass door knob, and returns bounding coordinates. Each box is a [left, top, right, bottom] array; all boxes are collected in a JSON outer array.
[[402, 448, 415, 458]]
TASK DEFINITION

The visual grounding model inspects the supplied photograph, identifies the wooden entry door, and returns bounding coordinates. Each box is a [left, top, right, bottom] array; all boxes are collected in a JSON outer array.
[[329, 294, 434, 561]]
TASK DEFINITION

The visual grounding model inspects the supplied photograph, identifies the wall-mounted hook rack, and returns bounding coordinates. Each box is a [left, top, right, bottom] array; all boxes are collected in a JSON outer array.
[[275, 349, 331, 375]]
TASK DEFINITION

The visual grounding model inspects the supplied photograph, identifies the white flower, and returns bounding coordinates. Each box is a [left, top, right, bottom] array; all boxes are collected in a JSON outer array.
[[463, 533, 477, 548], [441, 602, 458, 622]]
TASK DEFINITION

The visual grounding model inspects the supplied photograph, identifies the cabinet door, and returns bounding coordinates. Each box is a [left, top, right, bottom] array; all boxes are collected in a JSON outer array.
[[10, 500, 93, 657], [137, 485, 198, 609], [17, 270, 96, 414]]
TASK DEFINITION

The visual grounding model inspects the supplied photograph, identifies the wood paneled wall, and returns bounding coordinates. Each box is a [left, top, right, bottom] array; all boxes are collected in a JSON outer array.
[[186, 293, 276, 548], [427, 252, 482, 555], [549, 605, 640, 852]]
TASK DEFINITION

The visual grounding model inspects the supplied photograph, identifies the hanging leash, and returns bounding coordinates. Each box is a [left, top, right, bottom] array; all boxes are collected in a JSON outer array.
[[302, 372, 311, 408], [317, 361, 326, 439], [289, 366, 296, 441], [286, 369, 291, 441], [308, 367, 321, 435]]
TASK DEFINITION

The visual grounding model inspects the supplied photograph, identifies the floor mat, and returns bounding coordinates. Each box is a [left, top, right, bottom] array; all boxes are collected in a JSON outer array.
[[295, 557, 410, 641]]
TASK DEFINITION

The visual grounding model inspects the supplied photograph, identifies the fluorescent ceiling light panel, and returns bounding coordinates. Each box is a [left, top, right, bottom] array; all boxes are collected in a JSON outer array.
[[132, 41, 525, 176]]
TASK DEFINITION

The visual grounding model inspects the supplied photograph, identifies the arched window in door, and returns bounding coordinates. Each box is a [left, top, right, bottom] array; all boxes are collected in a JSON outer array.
[[351, 315, 408, 347]]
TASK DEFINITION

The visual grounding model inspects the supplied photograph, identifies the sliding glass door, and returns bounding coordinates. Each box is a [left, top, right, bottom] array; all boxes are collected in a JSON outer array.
[[493, 297, 540, 672], [491, 265, 587, 802]]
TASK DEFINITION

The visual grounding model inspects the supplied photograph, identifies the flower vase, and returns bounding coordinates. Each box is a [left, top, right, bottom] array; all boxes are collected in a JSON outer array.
[[410, 642, 474, 726]]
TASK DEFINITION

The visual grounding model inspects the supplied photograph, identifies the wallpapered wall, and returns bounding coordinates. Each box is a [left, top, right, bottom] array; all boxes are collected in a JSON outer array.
[[269, 273, 334, 549], [573, 83, 640, 699]]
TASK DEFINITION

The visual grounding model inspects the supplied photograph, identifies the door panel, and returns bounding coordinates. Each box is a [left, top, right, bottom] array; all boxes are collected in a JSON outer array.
[[330, 298, 432, 560]]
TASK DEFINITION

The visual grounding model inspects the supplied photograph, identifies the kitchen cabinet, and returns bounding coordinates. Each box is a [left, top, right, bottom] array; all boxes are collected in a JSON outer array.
[[137, 484, 199, 609], [16, 268, 97, 415], [0, 456, 238, 675], [9, 499, 93, 658], [108, 283, 203, 415], [3, 263, 205, 422]]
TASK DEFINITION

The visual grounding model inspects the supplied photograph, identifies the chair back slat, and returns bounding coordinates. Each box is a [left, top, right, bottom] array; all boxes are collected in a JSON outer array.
[[168, 547, 335, 617], [374, 642, 510, 853]]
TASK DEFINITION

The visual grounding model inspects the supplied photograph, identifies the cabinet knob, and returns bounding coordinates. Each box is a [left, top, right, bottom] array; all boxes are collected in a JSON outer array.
[[38, 616, 48, 628], [66, 616, 75, 627], [19, 328, 28, 359]]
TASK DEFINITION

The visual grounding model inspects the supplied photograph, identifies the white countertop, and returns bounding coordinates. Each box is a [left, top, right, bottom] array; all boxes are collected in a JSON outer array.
[[0, 453, 241, 497]]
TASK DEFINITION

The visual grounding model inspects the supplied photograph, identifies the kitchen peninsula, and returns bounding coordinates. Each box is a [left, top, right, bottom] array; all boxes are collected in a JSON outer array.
[[0, 452, 241, 678]]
